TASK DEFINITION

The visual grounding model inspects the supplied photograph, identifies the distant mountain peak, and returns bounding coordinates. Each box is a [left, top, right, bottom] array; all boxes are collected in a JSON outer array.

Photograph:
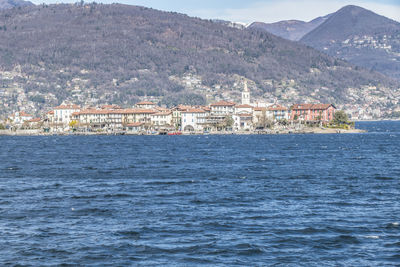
[[335, 5, 378, 18], [301, 5, 400, 42], [300, 5, 400, 80], [341, 4, 364, 9], [249, 15, 331, 41], [248, 5, 400, 80], [339, 5, 370, 12]]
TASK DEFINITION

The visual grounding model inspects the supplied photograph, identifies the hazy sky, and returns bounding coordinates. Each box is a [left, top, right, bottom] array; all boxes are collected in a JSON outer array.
[[31, 0, 400, 23]]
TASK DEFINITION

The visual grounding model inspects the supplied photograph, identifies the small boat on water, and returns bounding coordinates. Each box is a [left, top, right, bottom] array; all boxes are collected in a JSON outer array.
[[167, 132, 182, 136]]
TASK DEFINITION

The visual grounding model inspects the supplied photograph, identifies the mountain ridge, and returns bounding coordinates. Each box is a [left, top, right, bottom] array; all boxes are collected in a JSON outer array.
[[0, 3, 398, 119], [301, 5, 400, 44], [249, 14, 331, 41], [249, 5, 400, 81], [300, 5, 400, 80]]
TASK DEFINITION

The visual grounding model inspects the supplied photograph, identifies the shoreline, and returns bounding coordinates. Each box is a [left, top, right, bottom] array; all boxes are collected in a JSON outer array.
[[0, 128, 367, 136]]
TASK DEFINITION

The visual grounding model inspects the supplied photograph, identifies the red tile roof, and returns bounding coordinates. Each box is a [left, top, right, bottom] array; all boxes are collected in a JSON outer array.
[[236, 104, 253, 108], [175, 105, 193, 111], [136, 101, 155, 105], [291, 104, 335, 110], [19, 111, 33, 117], [210, 100, 236, 107], [54, 104, 80, 110], [267, 105, 288, 111], [101, 104, 121, 109]]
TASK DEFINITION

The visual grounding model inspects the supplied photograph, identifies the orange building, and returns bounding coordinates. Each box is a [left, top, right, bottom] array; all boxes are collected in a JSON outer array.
[[290, 104, 336, 122]]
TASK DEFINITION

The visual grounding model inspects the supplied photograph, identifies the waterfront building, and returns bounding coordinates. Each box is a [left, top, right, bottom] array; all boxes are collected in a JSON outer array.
[[72, 108, 157, 131], [171, 105, 188, 130], [233, 113, 253, 131], [151, 111, 173, 130], [181, 108, 208, 132], [206, 101, 236, 131], [267, 105, 290, 121], [9, 111, 33, 125], [71, 108, 124, 131], [125, 122, 145, 134], [24, 118, 42, 129], [290, 104, 336, 122], [210, 100, 236, 115], [122, 109, 157, 126], [53, 104, 81, 131]]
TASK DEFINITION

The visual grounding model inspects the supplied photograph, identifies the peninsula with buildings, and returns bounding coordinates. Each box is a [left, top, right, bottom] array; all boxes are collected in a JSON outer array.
[[1, 83, 362, 135]]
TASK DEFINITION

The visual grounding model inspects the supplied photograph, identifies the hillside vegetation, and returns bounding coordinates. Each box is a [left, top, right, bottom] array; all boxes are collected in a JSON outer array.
[[0, 3, 398, 117]]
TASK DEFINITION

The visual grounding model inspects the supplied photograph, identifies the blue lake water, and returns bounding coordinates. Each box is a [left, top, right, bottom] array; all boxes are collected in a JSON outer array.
[[1, 121, 399, 266]]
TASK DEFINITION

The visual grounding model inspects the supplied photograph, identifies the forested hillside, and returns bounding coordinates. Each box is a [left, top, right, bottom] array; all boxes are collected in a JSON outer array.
[[0, 3, 398, 117]]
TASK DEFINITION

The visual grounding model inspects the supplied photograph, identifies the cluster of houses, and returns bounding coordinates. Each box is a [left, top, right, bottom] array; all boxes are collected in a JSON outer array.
[[6, 85, 337, 134]]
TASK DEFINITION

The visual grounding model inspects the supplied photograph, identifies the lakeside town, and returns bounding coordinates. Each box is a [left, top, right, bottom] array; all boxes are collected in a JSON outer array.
[[1, 83, 362, 135]]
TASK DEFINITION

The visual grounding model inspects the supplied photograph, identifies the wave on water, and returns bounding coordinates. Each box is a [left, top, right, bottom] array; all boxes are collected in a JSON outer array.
[[1, 121, 399, 265]]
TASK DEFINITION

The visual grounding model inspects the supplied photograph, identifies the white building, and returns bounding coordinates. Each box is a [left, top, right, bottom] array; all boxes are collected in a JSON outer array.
[[181, 108, 208, 132], [151, 111, 173, 129], [71, 108, 159, 131], [10, 111, 33, 125], [53, 104, 81, 129], [71, 109, 123, 130], [233, 113, 253, 131], [210, 101, 236, 115]]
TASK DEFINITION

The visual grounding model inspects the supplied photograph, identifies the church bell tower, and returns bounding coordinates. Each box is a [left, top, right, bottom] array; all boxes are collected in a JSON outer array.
[[241, 80, 250, 105]]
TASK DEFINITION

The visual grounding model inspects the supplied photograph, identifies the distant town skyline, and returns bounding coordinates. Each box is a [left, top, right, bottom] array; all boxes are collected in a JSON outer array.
[[30, 0, 400, 23]]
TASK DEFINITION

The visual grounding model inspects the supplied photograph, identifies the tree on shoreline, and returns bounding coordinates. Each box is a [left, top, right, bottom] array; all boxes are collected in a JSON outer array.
[[331, 110, 354, 128], [333, 110, 349, 125]]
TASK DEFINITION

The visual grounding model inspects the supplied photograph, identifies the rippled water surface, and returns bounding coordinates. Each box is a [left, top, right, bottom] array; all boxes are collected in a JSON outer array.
[[1, 121, 400, 266]]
